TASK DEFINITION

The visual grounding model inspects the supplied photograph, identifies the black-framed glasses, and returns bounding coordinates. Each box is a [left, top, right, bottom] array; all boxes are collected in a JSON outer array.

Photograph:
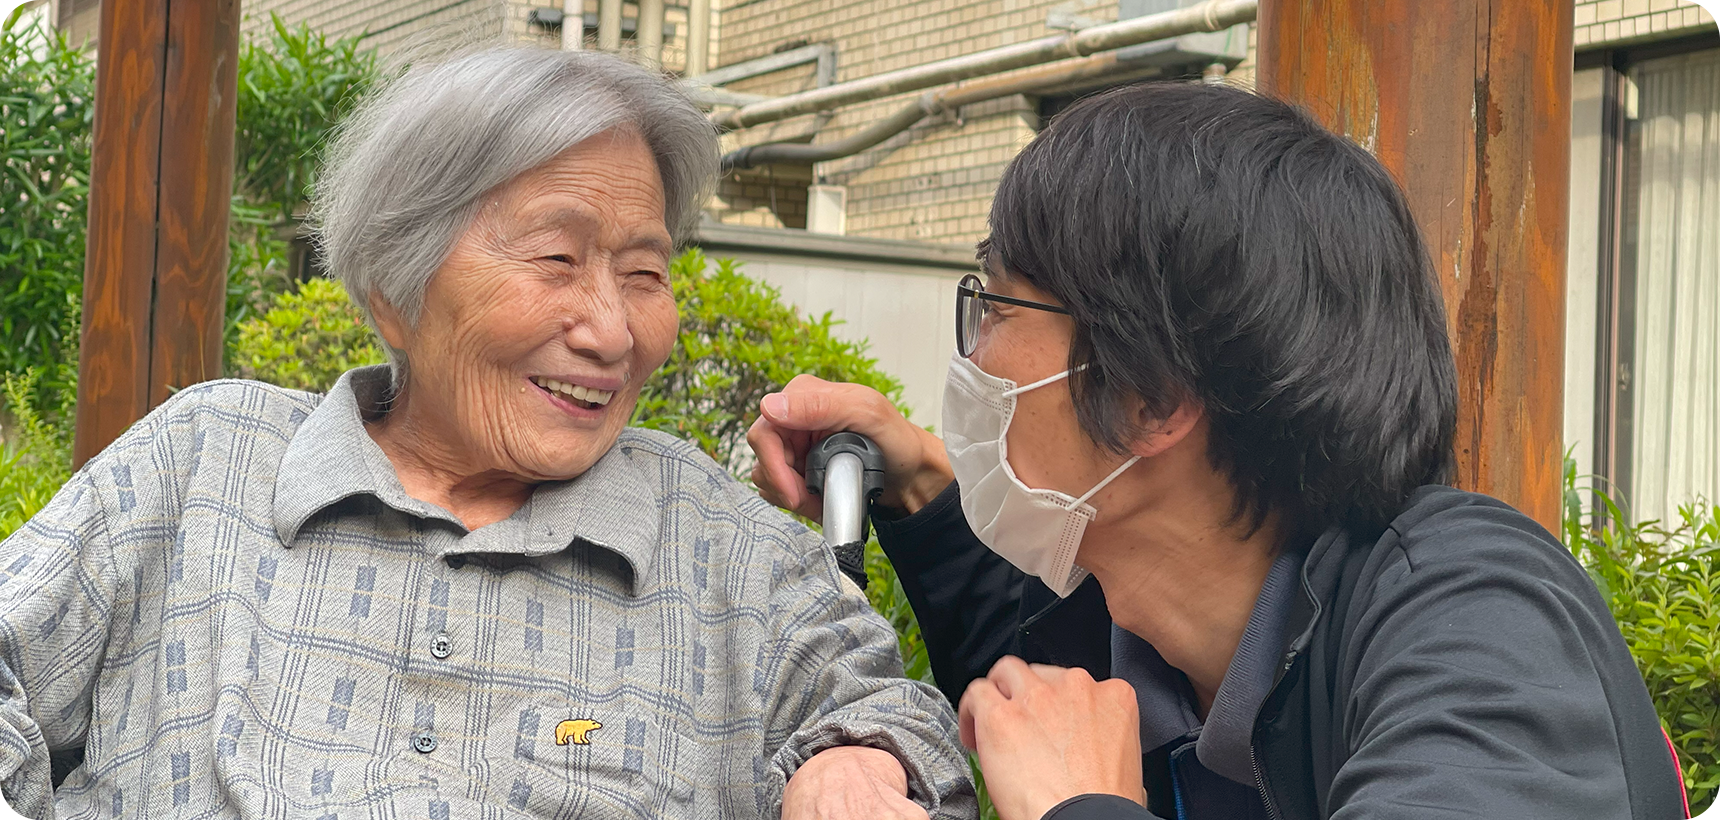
[[955, 273, 1070, 358]]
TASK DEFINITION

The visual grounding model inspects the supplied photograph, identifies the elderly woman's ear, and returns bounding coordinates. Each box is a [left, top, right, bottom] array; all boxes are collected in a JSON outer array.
[[367, 294, 409, 355]]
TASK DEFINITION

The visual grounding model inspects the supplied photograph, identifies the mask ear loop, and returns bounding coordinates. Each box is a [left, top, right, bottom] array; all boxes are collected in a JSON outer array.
[[1074, 455, 1142, 507], [1001, 363, 1089, 398]]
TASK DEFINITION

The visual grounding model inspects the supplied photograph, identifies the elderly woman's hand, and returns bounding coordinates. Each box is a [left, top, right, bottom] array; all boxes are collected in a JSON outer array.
[[782, 746, 931, 820], [959, 657, 1146, 820], [747, 375, 953, 524]]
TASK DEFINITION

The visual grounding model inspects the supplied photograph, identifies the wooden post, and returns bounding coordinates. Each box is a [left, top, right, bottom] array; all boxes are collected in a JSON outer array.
[[1257, 0, 1574, 532], [75, 0, 240, 467]]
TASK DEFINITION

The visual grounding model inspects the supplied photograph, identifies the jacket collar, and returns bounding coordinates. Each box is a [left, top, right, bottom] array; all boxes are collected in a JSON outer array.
[[1112, 548, 1305, 787]]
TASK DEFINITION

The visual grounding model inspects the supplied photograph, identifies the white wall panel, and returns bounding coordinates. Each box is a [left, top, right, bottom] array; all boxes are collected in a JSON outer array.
[[711, 253, 964, 428]]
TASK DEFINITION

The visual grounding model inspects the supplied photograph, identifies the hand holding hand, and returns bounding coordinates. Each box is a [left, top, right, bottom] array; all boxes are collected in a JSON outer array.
[[746, 374, 953, 524], [782, 745, 930, 820], [959, 657, 1146, 820]]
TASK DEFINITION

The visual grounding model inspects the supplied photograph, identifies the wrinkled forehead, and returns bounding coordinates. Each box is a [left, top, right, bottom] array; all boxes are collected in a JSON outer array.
[[474, 133, 672, 249]]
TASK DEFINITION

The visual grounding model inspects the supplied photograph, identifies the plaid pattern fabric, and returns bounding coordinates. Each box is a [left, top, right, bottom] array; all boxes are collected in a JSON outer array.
[[0, 367, 974, 819]]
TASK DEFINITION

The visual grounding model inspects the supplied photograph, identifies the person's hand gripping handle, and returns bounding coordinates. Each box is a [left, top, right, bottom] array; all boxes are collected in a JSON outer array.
[[747, 374, 954, 524]]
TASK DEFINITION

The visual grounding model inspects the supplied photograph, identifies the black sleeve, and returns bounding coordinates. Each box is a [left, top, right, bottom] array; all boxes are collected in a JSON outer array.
[[1041, 794, 1163, 819], [1326, 498, 1682, 819], [872, 481, 1028, 707]]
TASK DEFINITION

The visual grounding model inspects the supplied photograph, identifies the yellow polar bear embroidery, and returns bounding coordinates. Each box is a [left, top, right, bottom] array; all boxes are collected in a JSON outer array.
[[554, 719, 603, 746]]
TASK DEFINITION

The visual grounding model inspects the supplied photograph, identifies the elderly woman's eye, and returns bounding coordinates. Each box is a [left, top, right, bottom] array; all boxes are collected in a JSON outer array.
[[543, 255, 576, 266]]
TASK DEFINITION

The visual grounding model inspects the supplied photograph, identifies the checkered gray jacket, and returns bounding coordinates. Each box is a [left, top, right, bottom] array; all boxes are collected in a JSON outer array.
[[0, 367, 976, 819]]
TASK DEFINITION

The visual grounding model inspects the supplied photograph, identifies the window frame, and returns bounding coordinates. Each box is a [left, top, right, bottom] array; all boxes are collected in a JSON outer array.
[[1573, 29, 1720, 509]]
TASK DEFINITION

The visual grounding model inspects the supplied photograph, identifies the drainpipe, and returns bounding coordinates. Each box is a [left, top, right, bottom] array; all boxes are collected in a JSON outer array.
[[711, 0, 1256, 131], [723, 50, 1139, 172], [561, 0, 583, 49], [685, 0, 711, 77], [638, 0, 665, 66], [597, 0, 622, 51]]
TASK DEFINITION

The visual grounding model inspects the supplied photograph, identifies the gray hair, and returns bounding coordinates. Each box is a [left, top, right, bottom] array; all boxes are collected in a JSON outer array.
[[311, 47, 718, 351]]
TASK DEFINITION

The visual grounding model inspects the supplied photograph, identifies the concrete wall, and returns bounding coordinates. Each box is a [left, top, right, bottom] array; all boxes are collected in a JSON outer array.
[[694, 224, 975, 427]]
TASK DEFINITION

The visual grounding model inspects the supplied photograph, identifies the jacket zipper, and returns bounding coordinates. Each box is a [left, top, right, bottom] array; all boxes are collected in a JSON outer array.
[[1250, 644, 1302, 820], [1246, 545, 1327, 820], [1251, 742, 1284, 820]]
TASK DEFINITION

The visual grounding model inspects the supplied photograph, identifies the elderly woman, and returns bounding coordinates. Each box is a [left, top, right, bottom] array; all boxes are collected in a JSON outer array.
[[749, 83, 1686, 820], [0, 50, 972, 819]]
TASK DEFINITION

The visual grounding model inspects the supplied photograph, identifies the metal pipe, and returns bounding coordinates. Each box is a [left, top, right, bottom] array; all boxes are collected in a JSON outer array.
[[597, 0, 622, 51], [821, 453, 868, 548], [723, 97, 938, 172], [722, 51, 1130, 171], [637, 0, 664, 67], [690, 86, 773, 107], [561, 0, 583, 49], [711, 0, 1256, 130], [692, 43, 833, 88], [685, 0, 711, 77]]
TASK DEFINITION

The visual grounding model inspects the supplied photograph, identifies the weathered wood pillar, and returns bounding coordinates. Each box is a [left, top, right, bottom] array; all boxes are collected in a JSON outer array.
[[76, 0, 241, 467], [1257, 0, 1574, 532]]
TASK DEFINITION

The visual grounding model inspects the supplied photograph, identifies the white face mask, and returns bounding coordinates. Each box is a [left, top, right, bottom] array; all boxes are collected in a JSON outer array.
[[941, 353, 1140, 597]]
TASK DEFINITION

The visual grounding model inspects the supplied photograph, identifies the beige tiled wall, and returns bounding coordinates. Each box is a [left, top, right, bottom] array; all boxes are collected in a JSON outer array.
[[240, 0, 509, 55], [1574, 0, 1716, 49], [242, 0, 696, 65], [709, 0, 1128, 245], [706, 0, 1268, 245], [144, 0, 1720, 249]]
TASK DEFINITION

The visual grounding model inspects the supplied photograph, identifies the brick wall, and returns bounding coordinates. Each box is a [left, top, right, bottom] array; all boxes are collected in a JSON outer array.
[[241, 0, 697, 65], [709, 0, 1715, 246], [239, 0, 508, 54], [708, 0, 1132, 244], [1575, 0, 1716, 49]]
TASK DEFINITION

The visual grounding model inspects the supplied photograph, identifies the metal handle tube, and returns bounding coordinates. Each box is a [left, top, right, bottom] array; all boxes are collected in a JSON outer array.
[[821, 452, 867, 548]]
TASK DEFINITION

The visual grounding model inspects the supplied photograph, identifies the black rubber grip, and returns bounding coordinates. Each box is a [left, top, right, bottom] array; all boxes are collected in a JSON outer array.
[[804, 432, 887, 498]]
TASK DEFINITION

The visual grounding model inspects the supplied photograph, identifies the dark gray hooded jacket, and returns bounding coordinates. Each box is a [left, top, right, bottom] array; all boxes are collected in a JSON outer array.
[[875, 484, 1687, 820]]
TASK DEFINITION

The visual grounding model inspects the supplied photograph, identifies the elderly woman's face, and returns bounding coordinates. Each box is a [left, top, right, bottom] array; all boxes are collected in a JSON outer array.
[[379, 128, 678, 481]]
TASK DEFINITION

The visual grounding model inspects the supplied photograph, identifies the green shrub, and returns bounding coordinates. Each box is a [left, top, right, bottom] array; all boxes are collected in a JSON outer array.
[[0, 369, 73, 540], [235, 14, 379, 221], [1, 11, 378, 415], [226, 16, 379, 350], [633, 250, 938, 764], [0, 11, 95, 409], [633, 249, 908, 472], [231, 277, 385, 391], [225, 198, 294, 350], [1565, 460, 1720, 813]]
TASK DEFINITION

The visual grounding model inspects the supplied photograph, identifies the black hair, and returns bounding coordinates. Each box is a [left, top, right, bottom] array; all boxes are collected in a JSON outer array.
[[987, 81, 1456, 536]]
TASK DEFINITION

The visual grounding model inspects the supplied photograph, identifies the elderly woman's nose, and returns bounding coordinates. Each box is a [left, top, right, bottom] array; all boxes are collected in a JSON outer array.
[[559, 279, 635, 362]]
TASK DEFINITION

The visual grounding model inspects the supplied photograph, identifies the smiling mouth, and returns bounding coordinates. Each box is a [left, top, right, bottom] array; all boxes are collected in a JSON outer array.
[[530, 376, 616, 410]]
